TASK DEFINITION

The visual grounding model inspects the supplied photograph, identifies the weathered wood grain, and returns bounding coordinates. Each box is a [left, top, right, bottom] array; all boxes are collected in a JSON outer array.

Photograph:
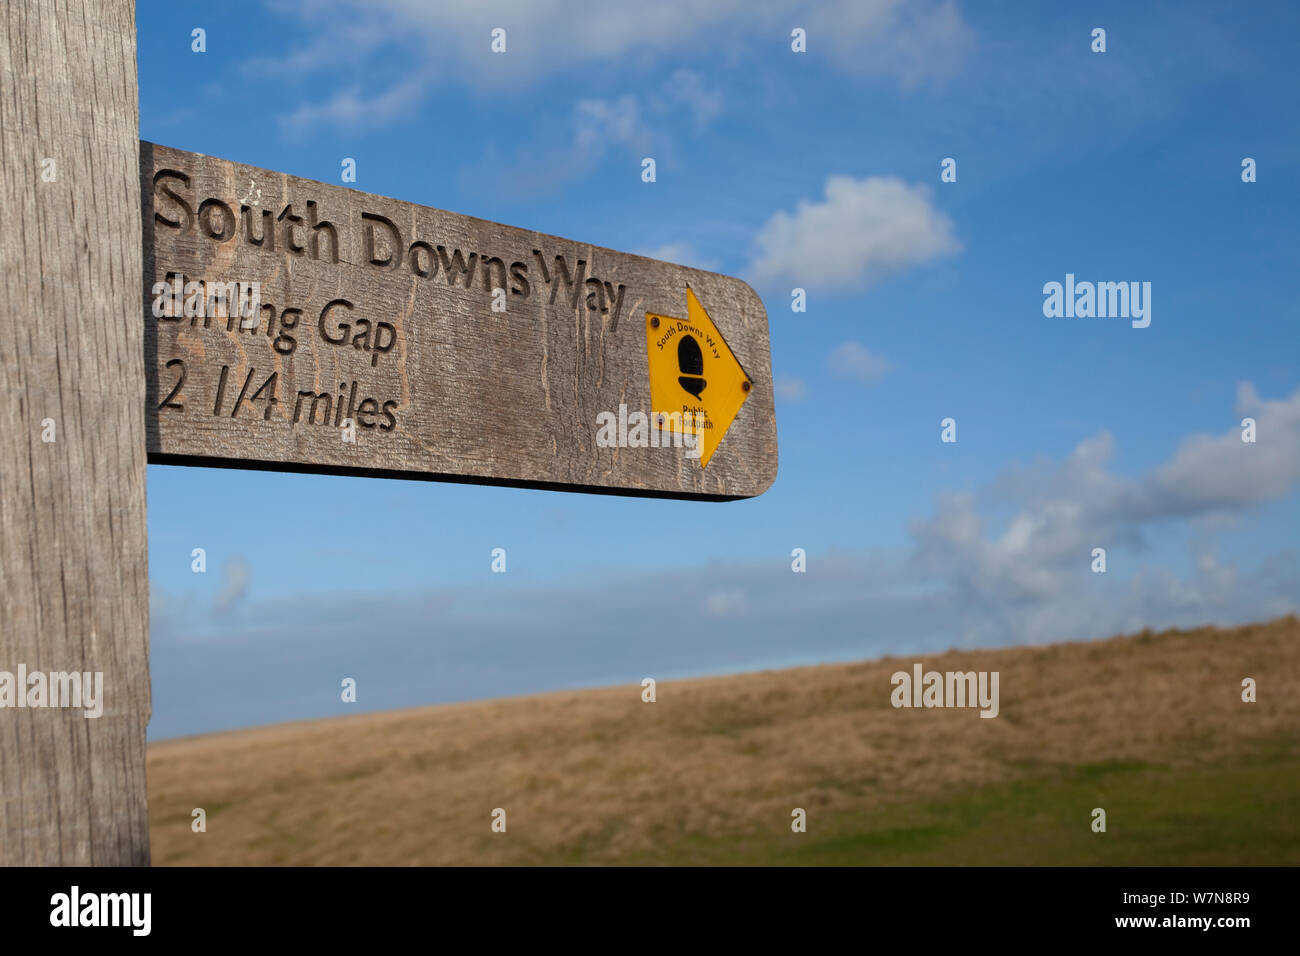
[[142, 144, 778, 499], [0, 0, 150, 864]]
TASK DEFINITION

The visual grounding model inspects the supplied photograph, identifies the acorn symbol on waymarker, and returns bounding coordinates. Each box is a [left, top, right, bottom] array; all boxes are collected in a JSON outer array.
[[677, 334, 706, 398]]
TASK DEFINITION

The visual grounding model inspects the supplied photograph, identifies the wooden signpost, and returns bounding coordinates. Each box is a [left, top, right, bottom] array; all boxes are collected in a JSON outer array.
[[142, 144, 777, 498], [2, 0, 776, 865]]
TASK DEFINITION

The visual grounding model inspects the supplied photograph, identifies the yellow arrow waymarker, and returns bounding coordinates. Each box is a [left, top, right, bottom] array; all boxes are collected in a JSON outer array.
[[645, 287, 752, 468]]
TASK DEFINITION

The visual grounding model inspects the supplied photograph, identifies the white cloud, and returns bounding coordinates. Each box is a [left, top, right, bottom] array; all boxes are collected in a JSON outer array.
[[774, 376, 807, 401], [804, 0, 973, 87], [747, 175, 960, 289], [278, 74, 432, 134], [657, 69, 724, 129], [704, 589, 748, 618], [828, 341, 889, 385], [1143, 383, 1300, 517], [637, 242, 720, 271], [212, 556, 251, 617], [274, 0, 969, 82], [265, 0, 970, 129], [573, 95, 651, 159], [472, 71, 724, 195], [909, 384, 1300, 643]]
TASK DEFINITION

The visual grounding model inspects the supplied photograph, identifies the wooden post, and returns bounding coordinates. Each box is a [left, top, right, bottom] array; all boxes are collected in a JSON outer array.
[[0, 0, 151, 864]]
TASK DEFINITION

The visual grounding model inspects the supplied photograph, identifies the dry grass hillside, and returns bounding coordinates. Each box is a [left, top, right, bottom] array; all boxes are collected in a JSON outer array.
[[148, 616, 1300, 865]]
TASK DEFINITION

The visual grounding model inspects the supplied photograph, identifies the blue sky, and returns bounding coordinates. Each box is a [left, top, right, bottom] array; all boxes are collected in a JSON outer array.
[[138, 0, 1299, 738]]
